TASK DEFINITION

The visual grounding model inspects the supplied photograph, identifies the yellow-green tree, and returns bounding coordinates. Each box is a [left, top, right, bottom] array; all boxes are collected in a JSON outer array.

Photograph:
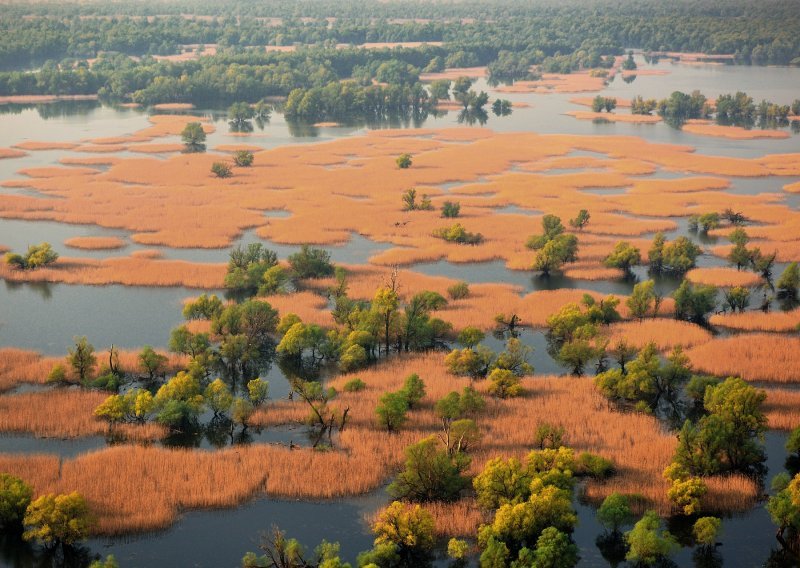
[[23, 492, 95, 547]]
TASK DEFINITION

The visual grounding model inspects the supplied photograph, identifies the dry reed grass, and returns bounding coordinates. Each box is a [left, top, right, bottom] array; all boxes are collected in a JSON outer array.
[[682, 120, 789, 140], [0, 255, 225, 288], [763, 388, 800, 430], [0, 349, 61, 392], [64, 236, 127, 250], [13, 141, 78, 151], [0, 354, 758, 535], [260, 291, 335, 327], [709, 309, 800, 332], [784, 181, 800, 193], [566, 111, 661, 124], [685, 267, 764, 287], [0, 147, 26, 159], [605, 319, 713, 350], [685, 334, 800, 383]]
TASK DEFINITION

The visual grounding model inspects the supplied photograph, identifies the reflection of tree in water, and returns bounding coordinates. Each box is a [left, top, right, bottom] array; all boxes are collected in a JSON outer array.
[[623, 74, 637, 84], [0, 530, 98, 568], [457, 108, 488, 126], [4, 280, 53, 300]]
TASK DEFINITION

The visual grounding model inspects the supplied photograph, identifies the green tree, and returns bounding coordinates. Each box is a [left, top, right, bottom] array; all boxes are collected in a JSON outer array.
[[399, 373, 426, 409], [228, 101, 254, 125], [604, 241, 641, 274], [624, 511, 678, 566], [247, 378, 270, 407], [597, 493, 634, 533], [205, 378, 234, 417], [693, 516, 722, 546], [138, 345, 168, 380], [288, 245, 334, 279], [672, 280, 717, 323], [387, 436, 469, 502], [777, 262, 799, 298], [4, 242, 59, 270], [473, 457, 532, 509], [68, 336, 96, 383], [233, 150, 255, 167], [23, 492, 95, 548], [442, 201, 461, 218], [530, 527, 579, 568], [569, 210, 590, 231], [370, 501, 435, 563], [626, 280, 656, 319], [493, 337, 534, 376], [376, 391, 409, 432], [212, 161, 233, 178], [181, 121, 206, 152], [396, 153, 412, 168], [448, 281, 470, 300], [723, 286, 750, 312], [458, 326, 485, 348], [487, 368, 524, 398], [445, 346, 495, 380], [0, 473, 33, 528]]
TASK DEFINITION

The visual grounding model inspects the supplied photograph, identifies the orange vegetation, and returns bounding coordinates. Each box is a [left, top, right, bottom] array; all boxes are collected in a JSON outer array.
[[151, 103, 195, 110], [13, 140, 77, 151], [784, 181, 800, 193], [565, 111, 661, 124], [763, 388, 800, 430], [64, 236, 127, 250], [0, 147, 26, 159], [685, 267, 764, 287], [710, 308, 800, 332], [1, 128, 799, 290], [0, 349, 60, 393], [0, 255, 225, 288], [419, 67, 487, 81], [0, 348, 186, 392], [685, 334, 800, 383], [682, 120, 789, 140], [495, 72, 607, 94], [0, 389, 164, 440], [562, 262, 624, 280], [0, 353, 757, 536], [570, 97, 632, 108], [259, 291, 335, 328], [0, 94, 98, 104], [605, 319, 713, 350]]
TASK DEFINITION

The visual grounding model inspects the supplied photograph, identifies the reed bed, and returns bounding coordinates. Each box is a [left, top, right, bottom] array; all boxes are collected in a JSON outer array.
[[785, 181, 800, 193], [0, 256, 225, 288], [605, 319, 713, 350], [0, 349, 60, 392], [129, 143, 184, 154], [0, 147, 27, 159], [0, 389, 119, 438], [13, 141, 77, 151], [563, 262, 624, 280], [713, 240, 800, 263], [709, 308, 800, 332], [260, 291, 335, 328], [685, 267, 764, 288], [1, 129, 797, 275], [682, 120, 789, 140], [566, 111, 661, 124], [763, 388, 800, 430], [64, 236, 127, 250], [685, 334, 800, 383], [0, 353, 760, 535]]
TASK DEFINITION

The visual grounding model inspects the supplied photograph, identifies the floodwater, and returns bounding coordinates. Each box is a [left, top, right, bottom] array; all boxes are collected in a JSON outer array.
[[1, 57, 799, 566]]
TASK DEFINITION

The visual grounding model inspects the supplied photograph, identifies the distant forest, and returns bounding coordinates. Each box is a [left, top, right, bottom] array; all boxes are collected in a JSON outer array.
[[0, 0, 797, 108]]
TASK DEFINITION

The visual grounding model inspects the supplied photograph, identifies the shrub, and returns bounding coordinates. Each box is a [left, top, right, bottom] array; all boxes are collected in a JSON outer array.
[[233, 150, 254, 167], [447, 281, 470, 300], [433, 223, 484, 245], [211, 162, 232, 178], [343, 378, 367, 392], [396, 153, 412, 168], [441, 201, 461, 218]]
